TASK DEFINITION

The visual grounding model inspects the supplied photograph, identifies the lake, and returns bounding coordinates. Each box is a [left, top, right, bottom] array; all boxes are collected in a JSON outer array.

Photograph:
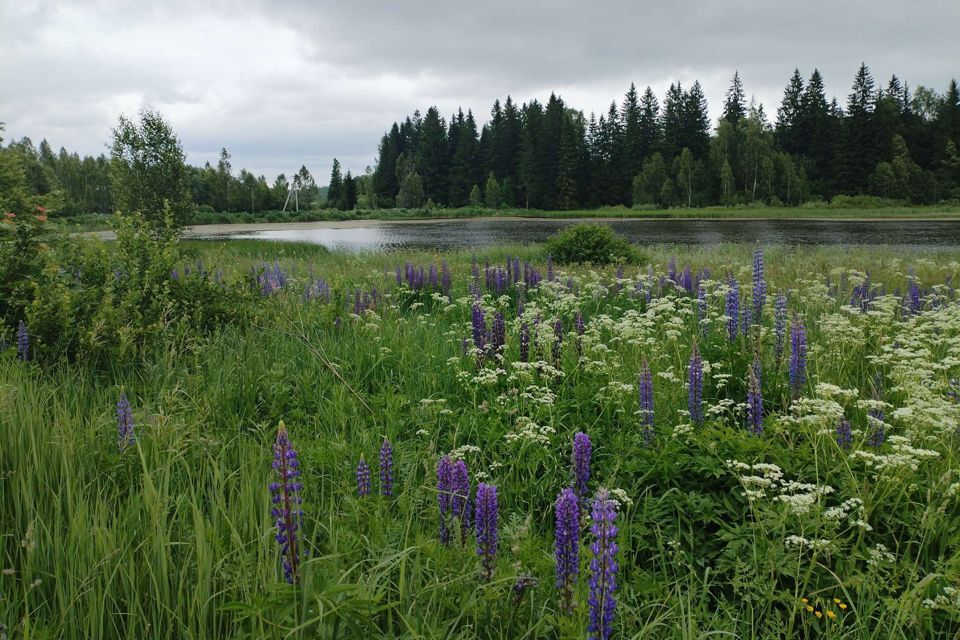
[[188, 217, 960, 252]]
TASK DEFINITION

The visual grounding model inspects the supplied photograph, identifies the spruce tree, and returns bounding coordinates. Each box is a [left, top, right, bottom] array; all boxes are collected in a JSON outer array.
[[327, 158, 343, 208], [417, 107, 450, 205], [776, 69, 805, 154], [722, 71, 747, 125]]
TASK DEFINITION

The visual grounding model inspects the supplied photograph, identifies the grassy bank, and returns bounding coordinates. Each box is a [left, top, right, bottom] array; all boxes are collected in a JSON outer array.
[[3, 240, 960, 638]]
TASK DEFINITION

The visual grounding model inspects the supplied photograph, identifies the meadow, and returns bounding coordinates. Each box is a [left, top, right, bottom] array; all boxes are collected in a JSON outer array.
[[2, 236, 960, 639]]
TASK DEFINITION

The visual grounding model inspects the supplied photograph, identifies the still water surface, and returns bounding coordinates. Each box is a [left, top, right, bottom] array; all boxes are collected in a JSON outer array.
[[195, 218, 960, 252]]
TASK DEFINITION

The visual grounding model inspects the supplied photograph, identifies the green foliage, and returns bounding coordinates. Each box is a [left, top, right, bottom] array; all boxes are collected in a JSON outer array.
[[544, 223, 642, 265], [110, 109, 191, 227]]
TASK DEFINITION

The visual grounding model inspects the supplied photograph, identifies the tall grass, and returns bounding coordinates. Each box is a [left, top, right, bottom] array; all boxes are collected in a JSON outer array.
[[2, 242, 960, 638]]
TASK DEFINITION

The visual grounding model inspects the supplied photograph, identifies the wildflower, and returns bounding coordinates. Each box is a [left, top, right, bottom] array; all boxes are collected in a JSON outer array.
[[512, 573, 537, 608], [575, 311, 585, 356], [451, 459, 471, 538], [437, 456, 453, 544], [471, 303, 487, 355], [491, 312, 506, 355], [16, 320, 28, 361], [519, 322, 530, 362], [588, 489, 619, 640], [270, 421, 303, 584], [547, 254, 554, 281], [774, 293, 787, 361], [638, 359, 654, 446], [836, 419, 852, 448], [552, 319, 564, 366], [356, 456, 371, 496], [697, 284, 708, 333], [475, 483, 499, 581], [573, 432, 592, 498], [379, 438, 394, 496], [555, 487, 580, 613], [746, 366, 763, 435], [688, 342, 704, 426], [726, 279, 740, 340], [116, 391, 136, 452], [789, 314, 807, 399], [752, 246, 766, 322]]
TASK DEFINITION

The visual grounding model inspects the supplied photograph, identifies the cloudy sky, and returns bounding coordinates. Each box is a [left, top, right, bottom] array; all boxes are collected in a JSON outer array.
[[2, 0, 958, 183]]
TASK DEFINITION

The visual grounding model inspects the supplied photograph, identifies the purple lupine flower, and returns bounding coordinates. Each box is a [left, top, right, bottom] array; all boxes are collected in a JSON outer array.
[[547, 254, 554, 282], [270, 422, 303, 584], [681, 264, 693, 294], [588, 489, 619, 640], [379, 438, 394, 496], [475, 483, 499, 581], [513, 257, 521, 284], [572, 432, 592, 498], [726, 279, 740, 341], [554, 487, 580, 613], [441, 260, 452, 296], [552, 319, 564, 366], [116, 391, 135, 451], [575, 312, 585, 356], [696, 283, 708, 333], [746, 367, 763, 435], [471, 303, 487, 360], [451, 459, 471, 540], [774, 293, 787, 361], [907, 274, 921, 314], [867, 404, 885, 448], [512, 573, 537, 608], [667, 257, 677, 284], [437, 456, 453, 545], [688, 342, 704, 426], [789, 314, 807, 399], [752, 246, 766, 323], [16, 320, 29, 362], [356, 456, 371, 496], [492, 312, 506, 355], [638, 359, 654, 446], [616, 265, 625, 291], [519, 322, 530, 362], [836, 419, 853, 448]]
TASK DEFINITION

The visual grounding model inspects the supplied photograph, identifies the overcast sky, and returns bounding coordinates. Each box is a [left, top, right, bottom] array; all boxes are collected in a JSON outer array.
[[2, 0, 958, 183]]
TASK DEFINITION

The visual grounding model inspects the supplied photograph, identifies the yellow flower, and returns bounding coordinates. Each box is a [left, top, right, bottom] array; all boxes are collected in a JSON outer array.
[[806, 605, 814, 612], [827, 610, 837, 620], [838, 603, 847, 610], [801, 598, 809, 604], [815, 611, 823, 619]]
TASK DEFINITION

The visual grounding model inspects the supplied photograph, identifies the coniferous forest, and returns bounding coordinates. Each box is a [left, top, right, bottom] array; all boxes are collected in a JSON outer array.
[[6, 63, 960, 215]]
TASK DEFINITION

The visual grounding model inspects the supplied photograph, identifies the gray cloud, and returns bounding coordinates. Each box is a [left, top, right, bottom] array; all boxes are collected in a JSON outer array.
[[2, 0, 958, 182]]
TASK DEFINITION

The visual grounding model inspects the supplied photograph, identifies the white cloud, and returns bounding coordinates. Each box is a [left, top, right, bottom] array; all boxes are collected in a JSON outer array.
[[2, 0, 958, 183]]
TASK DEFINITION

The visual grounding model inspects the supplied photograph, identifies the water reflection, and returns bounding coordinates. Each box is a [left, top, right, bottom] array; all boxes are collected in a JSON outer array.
[[199, 218, 960, 252]]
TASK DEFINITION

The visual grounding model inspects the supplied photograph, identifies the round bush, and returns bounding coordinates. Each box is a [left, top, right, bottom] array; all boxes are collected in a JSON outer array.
[[544, 223, 642, 265]]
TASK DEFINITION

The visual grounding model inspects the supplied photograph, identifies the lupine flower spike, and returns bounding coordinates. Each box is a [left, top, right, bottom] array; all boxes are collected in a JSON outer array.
[[270, 421, 303, 584], [688, 341, 704, 426], [555, 487, 580, 613], [116, 391, 136, 452], [572, 432, 592, 498], [588, 489, 619, 640], [789, 313, 807, 399], [379, 438, 394, 496], [356, 456, 371, 496], [475, 483, 499, 581], [752, 246, 766, 323], [16, 320, 29, 361], [451, 459, 471, 541]]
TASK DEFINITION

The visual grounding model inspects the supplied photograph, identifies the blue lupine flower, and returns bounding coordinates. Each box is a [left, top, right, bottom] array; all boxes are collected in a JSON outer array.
[[688, 342, 704, 426], [116, 391, 135, 451], [572, 432, 592, 498], [554, 487, 580, 612], [475, 483, 499, 581], [270, 421, 303, 584], [588, 489, 618, 640]]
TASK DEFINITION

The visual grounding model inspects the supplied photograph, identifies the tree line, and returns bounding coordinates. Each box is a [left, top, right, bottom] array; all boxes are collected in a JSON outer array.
[[367, 64, 960, 209], [4, 63, 960, 217]]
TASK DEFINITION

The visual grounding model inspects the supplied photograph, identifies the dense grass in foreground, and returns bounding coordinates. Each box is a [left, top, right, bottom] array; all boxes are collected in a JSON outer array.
[[3, 241, 960, 638], [53, 202, 960, 232]]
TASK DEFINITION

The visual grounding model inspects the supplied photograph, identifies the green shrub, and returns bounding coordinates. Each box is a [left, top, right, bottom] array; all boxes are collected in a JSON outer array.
[[544, 223, 643, 265]]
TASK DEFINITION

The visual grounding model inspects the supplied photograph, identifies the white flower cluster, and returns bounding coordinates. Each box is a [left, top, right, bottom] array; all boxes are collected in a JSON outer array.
[[784, 535, 831, 551], [851, 439, 941, 474], [504, 417, 555, 446], [866, 543, 895, 568], [922, 585, 960, 611]]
